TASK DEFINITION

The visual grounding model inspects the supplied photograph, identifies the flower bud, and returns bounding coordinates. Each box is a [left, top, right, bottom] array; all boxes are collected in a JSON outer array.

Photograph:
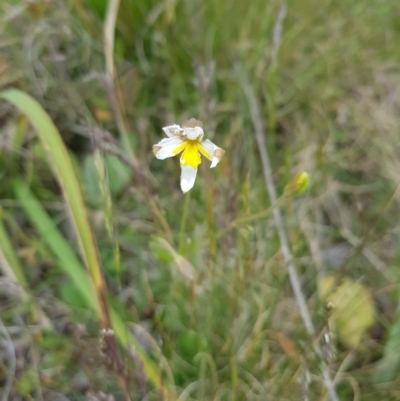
[[284, 172, 310, 196]]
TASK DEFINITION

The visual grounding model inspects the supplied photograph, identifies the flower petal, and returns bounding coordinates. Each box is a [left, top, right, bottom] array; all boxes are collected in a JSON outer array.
[[180, 166, 198, 193], [153, 136, 187, 160], [162, 124, 184, 137], [182, 126, 204, 141], [199, 139, 225, 168]]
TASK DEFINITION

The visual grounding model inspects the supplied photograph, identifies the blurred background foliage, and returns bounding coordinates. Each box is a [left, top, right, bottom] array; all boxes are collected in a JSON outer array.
[[1, 0, 400, 399]]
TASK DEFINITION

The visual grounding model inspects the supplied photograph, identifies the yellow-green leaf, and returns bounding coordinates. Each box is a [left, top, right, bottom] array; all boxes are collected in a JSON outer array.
[[319, 275, 375, 348]]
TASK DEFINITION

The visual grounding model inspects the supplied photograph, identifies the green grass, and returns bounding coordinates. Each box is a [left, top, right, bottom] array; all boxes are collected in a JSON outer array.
[[1, 0, 400, 399]]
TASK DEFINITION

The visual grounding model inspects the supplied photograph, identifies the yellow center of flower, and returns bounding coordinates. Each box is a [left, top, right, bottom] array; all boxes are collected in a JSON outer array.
[[180, 141, 201, 169], [172, 140, 212, 169]]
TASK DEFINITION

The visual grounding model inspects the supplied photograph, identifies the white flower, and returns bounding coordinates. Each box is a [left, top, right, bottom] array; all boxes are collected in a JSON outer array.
[[153, 118, 225, 193]]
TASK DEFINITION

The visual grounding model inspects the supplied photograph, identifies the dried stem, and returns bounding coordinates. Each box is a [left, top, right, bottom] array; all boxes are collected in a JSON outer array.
[[238, 4, 339, 401], [103, 0, 136, 165], [102, 1, 133, 399], [241, 71, 339, 401], [194, 61, 216, 139], [104, 0, 120, 80], [72, 125, 152, 190], [270, 4, 287, 71]]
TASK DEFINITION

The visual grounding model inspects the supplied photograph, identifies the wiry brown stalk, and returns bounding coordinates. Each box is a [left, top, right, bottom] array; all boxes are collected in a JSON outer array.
[[240, 72, 339, 401], [238, 3, 339, 401], [72, 124, 152, 190], [90, 239, 132, 400], [100, 1, 133, 399], [82, 0, 174, 244]]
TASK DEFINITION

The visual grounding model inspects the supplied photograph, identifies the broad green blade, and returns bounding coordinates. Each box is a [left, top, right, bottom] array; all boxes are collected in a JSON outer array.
[[13, 180, 97, 311], [1, 89, 164, 393], [14, 181, 162, 388], [1, 89, 104, 301]]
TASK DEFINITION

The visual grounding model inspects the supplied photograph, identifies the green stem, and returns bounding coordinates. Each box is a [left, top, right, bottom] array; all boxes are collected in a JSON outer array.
[[179, 191, 191, 253]]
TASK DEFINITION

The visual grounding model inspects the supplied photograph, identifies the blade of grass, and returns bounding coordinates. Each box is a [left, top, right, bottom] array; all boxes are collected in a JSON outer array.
[[13, 179, 168, 396], [1, 89, 109, 325], [0, 211, 27, 286], [13, 180, 97, 311], [0, 208, 52, 329], [0, 88, 131, 399]]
